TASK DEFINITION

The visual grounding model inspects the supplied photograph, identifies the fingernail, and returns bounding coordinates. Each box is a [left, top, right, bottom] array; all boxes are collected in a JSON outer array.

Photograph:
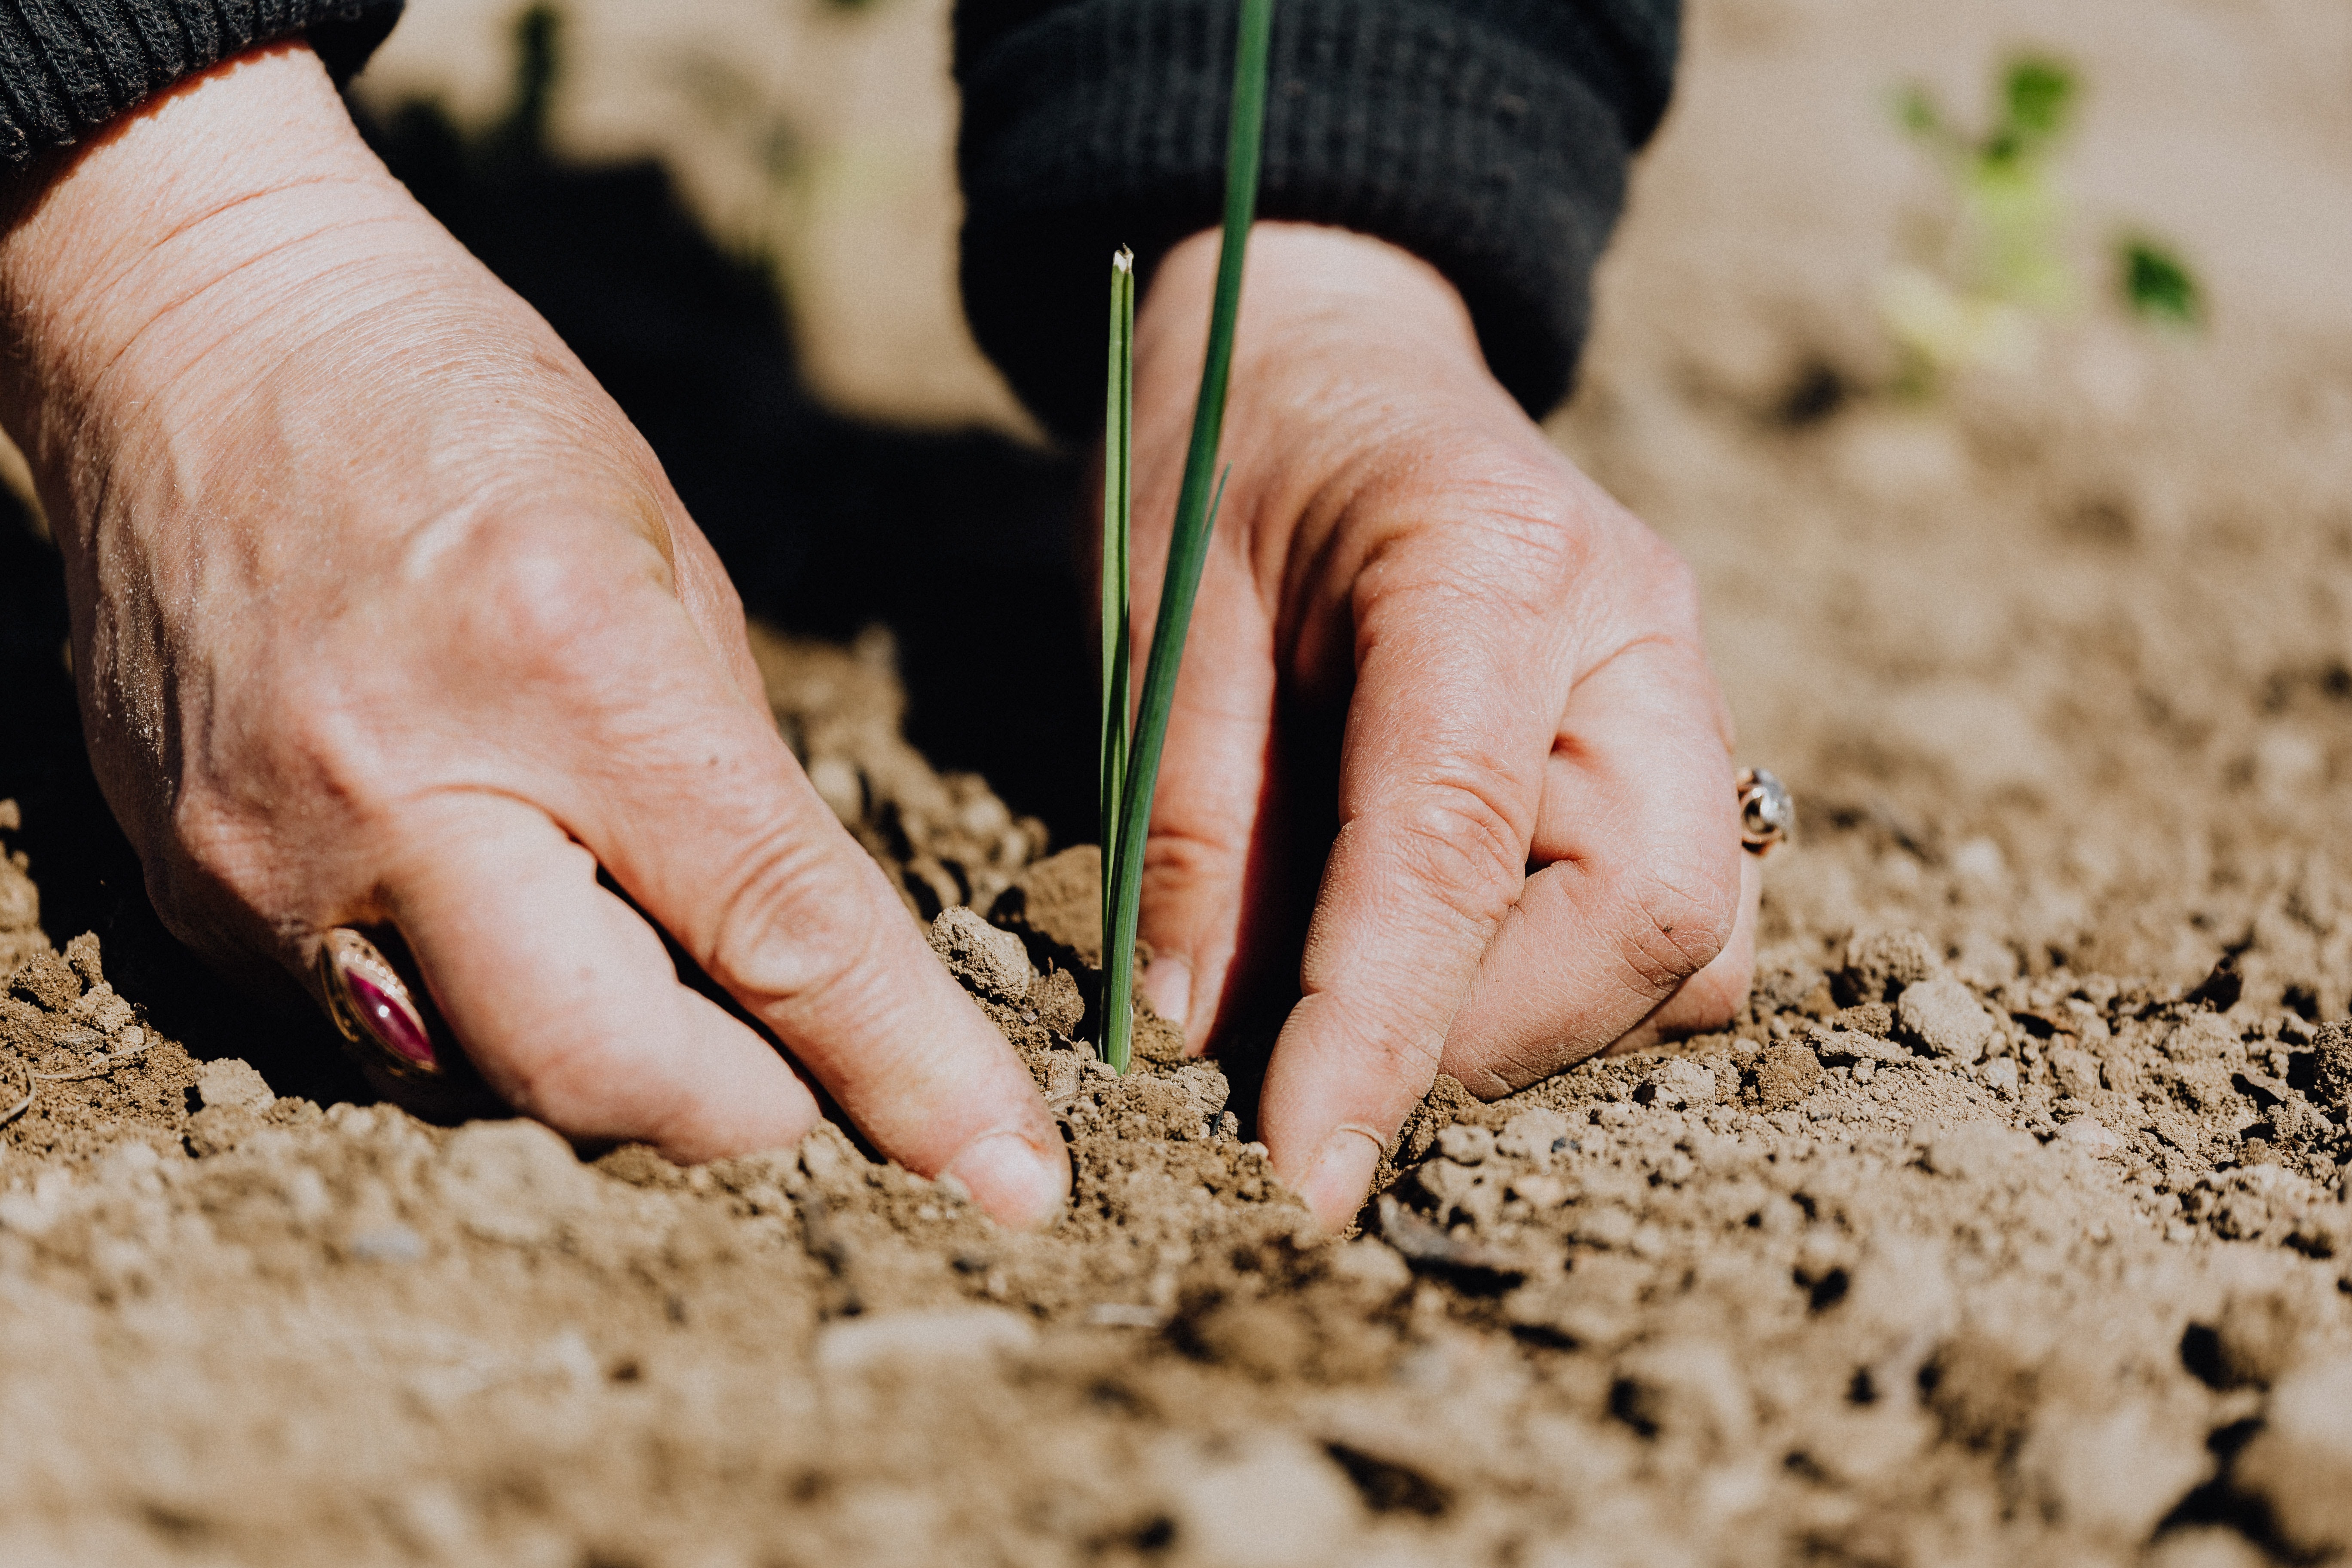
[[320, 928, 441, 1077], [942, 1131, 1070, 1231], [1141, 955, 1193, 1030], [1294, 1126, 1384, 1232]]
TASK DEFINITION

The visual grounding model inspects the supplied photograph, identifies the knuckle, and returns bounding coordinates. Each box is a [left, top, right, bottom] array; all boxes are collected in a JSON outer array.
[[1141, 815, 1246, 889], [1607, 851, 1740, 992], [1378, 780, 1530, 931], [461, 530, 641, 672], [698, 821, 885, 1017]]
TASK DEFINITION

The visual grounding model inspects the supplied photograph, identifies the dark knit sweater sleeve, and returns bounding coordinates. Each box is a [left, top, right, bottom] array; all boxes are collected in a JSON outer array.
[[0, 0, 403, 169], [954, 0, 1678, 441]]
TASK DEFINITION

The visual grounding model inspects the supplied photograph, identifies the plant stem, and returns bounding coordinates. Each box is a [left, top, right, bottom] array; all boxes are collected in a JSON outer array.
[[1100, 248, 1135, 955], [1102, 0, 1274, 1074]]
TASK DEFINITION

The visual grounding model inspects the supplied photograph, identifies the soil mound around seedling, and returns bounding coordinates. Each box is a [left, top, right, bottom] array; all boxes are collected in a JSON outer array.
[[7, 645, 2352, 1563]]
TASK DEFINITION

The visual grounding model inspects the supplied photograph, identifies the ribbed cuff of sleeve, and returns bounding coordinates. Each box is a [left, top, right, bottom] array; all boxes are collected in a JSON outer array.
[[0, 0, 404, 170], [956, 0, 1651, 444]]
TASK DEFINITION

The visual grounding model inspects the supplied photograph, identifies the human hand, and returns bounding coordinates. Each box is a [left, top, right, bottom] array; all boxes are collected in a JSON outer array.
[[0, 44, 1067, 1225], [1124, 224, 1759, 1229]]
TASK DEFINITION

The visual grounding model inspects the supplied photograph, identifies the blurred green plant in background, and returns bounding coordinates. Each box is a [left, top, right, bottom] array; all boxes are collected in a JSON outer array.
[[1883, 55, 2203, 394]]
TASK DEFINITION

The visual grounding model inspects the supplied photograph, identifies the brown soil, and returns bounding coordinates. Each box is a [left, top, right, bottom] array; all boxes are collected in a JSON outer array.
[[4, 0, 2352, 1564]]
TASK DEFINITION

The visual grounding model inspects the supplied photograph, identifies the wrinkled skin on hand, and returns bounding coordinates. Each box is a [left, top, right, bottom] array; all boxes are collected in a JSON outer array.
[[1124, 226, 1760, 1228], [0, 45, 1069, 1227], [0, 43, 1749, 1238]]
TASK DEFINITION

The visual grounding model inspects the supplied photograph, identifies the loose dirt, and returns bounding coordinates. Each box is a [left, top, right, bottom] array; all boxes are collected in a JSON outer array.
[[4, 0, 2352, 1563]]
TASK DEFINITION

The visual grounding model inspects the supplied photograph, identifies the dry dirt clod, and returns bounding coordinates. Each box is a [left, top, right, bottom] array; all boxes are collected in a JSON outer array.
[[194, 1058, 275, 1113], [1635, 1059, 1718, 1108], [989, 845, 1102, 969], [1841, 929, 1942, 1003], [1897, 975, 1995, 1063], [927, 906, 1034, 1004], [1752, 1038, 1824, 1109]]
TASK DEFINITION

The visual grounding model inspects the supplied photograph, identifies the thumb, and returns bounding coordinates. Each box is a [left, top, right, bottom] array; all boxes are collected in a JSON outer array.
[[1133, 545, 1280, 1048]]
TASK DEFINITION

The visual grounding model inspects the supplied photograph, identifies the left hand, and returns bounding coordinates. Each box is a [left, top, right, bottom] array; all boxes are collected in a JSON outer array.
[[1123, 223, 1761, 1230]]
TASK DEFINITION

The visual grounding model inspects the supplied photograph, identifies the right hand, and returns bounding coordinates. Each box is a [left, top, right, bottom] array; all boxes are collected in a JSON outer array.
[[0, 42, 1068, 1227]]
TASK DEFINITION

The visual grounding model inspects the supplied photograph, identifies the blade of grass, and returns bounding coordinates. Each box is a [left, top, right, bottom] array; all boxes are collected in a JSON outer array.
[[1101, 247, 1136, 950], [1102, 0, 1274, 1074]]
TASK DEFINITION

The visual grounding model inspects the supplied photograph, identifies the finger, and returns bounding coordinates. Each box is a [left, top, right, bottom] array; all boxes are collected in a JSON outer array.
[[1257, 510, 1580, 1229], [1440, 637, 1745, 1095], [1605, 848, 1761, 1057], [551, 612, 1070, 1228], [380, 794, 825, 1155], [1133, 538, 1281, 1047]]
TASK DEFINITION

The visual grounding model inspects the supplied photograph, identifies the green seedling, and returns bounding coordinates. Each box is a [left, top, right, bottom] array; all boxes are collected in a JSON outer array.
[[1099, 246, 1135, 970], [1883, 54, 2204, 391], [1098, 0, 1273, 1073], [2119, 236, 2202, 328]]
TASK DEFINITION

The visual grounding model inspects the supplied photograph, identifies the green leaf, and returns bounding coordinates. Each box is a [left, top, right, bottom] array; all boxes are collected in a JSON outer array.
[[1100, 249, 1135, 953], [1993, 55, 2075, 162], [2119, 238, 2202, 328], [1101, 0, 1274, 1074]]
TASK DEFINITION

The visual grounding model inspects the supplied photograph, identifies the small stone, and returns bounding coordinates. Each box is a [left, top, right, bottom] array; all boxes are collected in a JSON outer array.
[[1982, 1057, 2019, 1095], [194, 1057, 275, 1113], [1436, 1124, 1495, 1165], [1635, 1059, 1717, 1109], [1897, 976, 1995, 1064], [927, 906, 1035, 1004]]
